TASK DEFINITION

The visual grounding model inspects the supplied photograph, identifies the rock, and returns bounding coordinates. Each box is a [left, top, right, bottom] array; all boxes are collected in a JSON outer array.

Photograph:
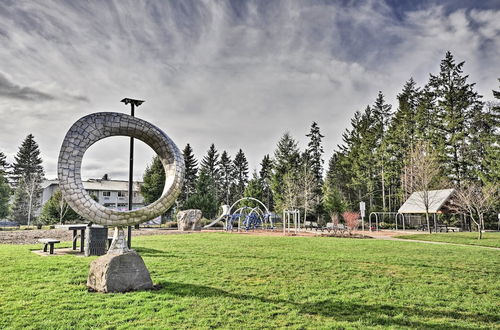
[[87, 251, 153, 293], [177, 209, 203, 231]]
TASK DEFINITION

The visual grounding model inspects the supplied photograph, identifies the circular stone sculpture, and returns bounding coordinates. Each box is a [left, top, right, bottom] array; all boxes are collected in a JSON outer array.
[[57, 112, 185, 227], [58, 112, 185, 293]]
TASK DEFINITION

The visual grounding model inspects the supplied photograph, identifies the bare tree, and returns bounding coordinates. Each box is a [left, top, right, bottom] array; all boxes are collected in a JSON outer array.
[[282, 171, 301, 211], [402, 142, 442, 234], [454, 183, 498, 239], [20, 173, 43, 227], [300, 164, 316, 221]]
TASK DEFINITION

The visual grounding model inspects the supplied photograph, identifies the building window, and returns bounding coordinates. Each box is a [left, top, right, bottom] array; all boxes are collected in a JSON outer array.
[[118, 191, 127, 197], [102, 191, 111, 197]]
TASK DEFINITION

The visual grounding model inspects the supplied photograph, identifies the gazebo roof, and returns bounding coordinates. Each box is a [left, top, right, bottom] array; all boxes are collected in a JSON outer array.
[[398, 189, 455, 214]]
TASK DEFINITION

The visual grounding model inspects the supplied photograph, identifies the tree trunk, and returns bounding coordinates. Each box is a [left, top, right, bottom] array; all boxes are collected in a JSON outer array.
[[426, 212, 431, 234], [381, 167, 386, 211], [478, 214, 483, 240]]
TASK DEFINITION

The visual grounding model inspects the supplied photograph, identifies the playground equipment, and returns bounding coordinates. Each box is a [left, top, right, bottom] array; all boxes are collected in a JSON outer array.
[[203, 205, 230, 229], [283, 209, 301, 234], [203, 197, 273, 231]]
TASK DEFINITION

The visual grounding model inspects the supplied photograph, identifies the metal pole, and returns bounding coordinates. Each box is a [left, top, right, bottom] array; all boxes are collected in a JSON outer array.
[[127, 103, 135, 248], [121, 98, 144, 249]]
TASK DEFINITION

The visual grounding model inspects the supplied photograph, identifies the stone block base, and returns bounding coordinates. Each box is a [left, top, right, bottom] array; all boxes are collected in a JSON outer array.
[[87, 251, 153, 293]]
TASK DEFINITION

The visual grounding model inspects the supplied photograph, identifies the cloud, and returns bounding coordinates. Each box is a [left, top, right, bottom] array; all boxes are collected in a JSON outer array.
[[0, 0, 498, 180], [0, 72, 55, 101]]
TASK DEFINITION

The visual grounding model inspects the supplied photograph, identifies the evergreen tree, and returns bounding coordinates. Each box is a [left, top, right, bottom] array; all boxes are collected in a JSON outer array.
[[39, 190, 80, 224], [0, 172, 10, 219], [180, 144, 198, 204], [479, 82, 500, 185], [324, 153, 349, 222], [305, 122, 325, 219], [243, 171, 263, 209], [384, 78, 420, 210], [11, 134, 44, 225], [322, 182, 346, 223], [0, 151, 8, 175], [12, 134, 44, 184], [271, 132, 300, 213], [218, 151, 233, 205], [140, 156, 165, 204], [232, 149, 249, 201], [200, 144, 220, 203], [259, 154, 273, 210], [372, 91, 392, 211], [428, 51, 483, 186], [183, 169, 218, 219]]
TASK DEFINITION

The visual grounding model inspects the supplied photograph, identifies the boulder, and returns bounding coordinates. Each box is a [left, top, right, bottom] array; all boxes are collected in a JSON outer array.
[[177, 209, 203, 231], [87, 251, 153, 293]]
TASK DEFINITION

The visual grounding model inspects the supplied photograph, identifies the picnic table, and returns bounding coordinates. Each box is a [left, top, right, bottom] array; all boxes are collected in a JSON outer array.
[[68, 225, 87, 252]]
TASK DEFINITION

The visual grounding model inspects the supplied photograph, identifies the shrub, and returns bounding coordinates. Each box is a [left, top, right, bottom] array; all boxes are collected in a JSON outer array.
[[342, 212, 360, 234]]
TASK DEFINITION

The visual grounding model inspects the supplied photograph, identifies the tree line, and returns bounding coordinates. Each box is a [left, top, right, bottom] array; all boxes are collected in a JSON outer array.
[[1, 51, 498, 229], [324, 52, 499, 228]]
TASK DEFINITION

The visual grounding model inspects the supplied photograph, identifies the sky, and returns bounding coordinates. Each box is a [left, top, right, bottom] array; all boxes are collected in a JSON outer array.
[[0, 0, 499, 181]]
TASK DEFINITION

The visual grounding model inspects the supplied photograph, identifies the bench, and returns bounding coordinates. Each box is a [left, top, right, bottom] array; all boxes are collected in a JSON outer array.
[[328, 223, 348, 236], [305, 221, 324, 231], [38, 239, 60, 255]]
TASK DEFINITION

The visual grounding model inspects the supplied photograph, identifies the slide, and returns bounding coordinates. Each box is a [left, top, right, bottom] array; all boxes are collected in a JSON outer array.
[[203, 205, 230, 229]]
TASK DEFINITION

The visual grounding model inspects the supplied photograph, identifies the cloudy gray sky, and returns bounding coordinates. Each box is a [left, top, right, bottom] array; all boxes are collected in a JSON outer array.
[[0, 0, 499, 180]]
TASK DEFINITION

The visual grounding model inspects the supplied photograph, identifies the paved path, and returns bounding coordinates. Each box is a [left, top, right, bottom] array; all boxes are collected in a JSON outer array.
[[373, 235, 500, 251]]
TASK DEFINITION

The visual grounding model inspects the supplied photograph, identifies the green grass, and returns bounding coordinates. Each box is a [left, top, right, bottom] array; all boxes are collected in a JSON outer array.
[[0, 233, 499, 329], [396, 232, 500, 248]]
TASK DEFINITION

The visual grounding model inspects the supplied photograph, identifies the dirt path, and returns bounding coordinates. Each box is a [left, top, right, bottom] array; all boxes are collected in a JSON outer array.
[[0, 228, 190, 245]]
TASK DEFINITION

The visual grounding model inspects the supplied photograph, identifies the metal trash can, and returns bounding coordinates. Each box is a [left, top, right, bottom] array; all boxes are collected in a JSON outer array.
[[84, 227, 109, 256]]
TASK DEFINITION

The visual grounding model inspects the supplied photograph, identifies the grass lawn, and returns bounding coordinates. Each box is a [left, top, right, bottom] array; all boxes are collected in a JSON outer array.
[[0, 233, 499, 329], [396, 232, 500, 248]]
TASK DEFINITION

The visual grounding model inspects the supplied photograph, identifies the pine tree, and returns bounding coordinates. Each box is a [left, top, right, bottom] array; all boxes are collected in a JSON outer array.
[[218, 151, 233, 205], [271, 132, 300, 213], [305, 122, 325, 219], [12, 134, 44, 184], [322, 181, 346, 223], [0, 172, 10, 219], [39, 190, 80, 224], [140, 156, 165, 204], [428, 51, 483, 186], [372, 92, 392, 211], [200, 144, 220, 203], [478, 81, 500, 186], [232, 149, 249, 202], [384, 79, 420, 210], [259, 154, 273, 210], [0, 151, 8, 175], [11, 134, 44, 225], [243, 171, 264, 209], [180, 143, 198, 204], [183, 169, 218, 219]]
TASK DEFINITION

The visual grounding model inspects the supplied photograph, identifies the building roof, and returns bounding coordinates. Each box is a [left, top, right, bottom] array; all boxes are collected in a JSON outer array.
[[398, 189, 455, 214], [42, 179, 142, 192]]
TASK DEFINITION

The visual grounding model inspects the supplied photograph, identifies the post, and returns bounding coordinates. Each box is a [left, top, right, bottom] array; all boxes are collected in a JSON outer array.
[[121, 98, 144, 249], [359, 201, 365, 231]]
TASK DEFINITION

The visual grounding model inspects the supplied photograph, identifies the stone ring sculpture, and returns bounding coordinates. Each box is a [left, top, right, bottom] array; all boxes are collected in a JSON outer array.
[[58, 112, 184, 292], [57, 112, 184, 227]]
